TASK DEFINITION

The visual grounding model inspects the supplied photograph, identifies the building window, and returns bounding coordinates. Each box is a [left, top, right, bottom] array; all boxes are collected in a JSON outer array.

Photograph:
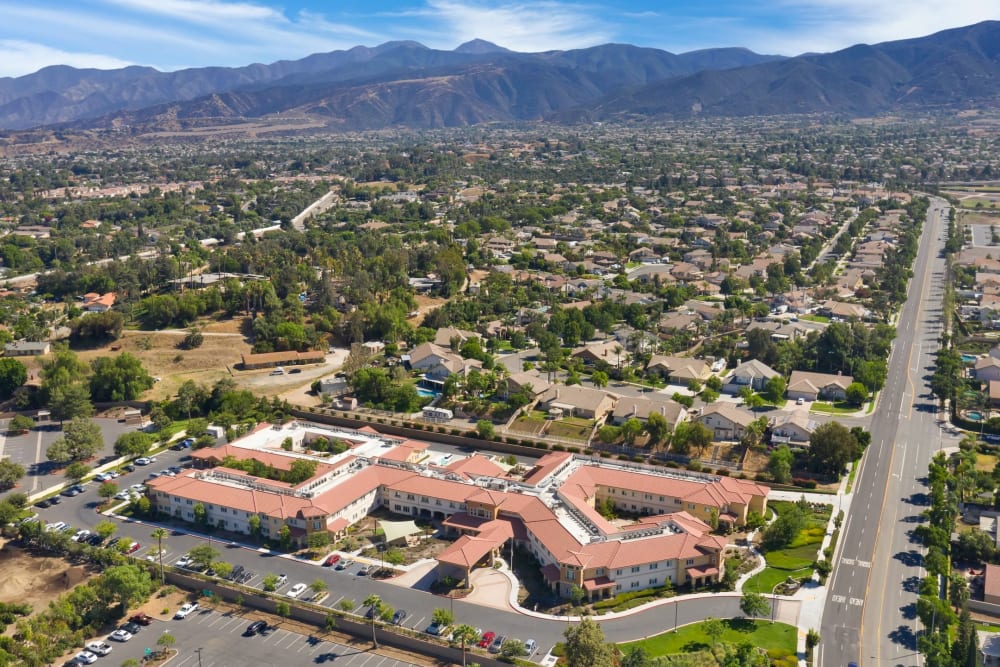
[[631, 566, 640, 573], [649, 578, 658, 585], [686, 559, 694, 565], [631, 581, 640, 589], [674, 499, 682, 505], [616, 569, 622, 576], [649, 563, 658, 570]]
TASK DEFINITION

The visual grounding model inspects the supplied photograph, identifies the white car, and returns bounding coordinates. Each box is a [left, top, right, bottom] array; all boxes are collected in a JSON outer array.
[[174, 602, 198, 619], [73, 650, 98, 664], [71, 529, 91, 542], [85, 641, 113, 656], [45, 521, 67, 532], [130, 484, 147, 493], [134, 457, 152, 466], [275, 573, 288, 587], [174, 555, 192, 568], [109, 629, 132, 642], [93, 472, 112, 482], [287, 583, 307, 598]]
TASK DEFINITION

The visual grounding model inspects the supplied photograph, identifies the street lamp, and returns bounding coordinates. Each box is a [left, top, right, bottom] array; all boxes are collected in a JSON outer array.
[[194, 647, 203, 667]]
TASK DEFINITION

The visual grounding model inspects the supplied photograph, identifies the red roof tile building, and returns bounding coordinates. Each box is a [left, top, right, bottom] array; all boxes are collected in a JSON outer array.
[[147, 422, 767, 600]]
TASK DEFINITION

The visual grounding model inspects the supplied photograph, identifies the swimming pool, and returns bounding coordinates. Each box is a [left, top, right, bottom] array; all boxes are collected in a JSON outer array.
[[417, 387, 440, 398], [962, 354, 978, 363], [967, 411, 984, 421]]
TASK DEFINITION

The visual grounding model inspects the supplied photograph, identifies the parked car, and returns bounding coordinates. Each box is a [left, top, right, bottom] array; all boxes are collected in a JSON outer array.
[[86, 533, 104, 546], [134, 457, 153, 466], [71, 529, 91, 542], [426, 622, 448, 636], [322, 554, 341, 567], [72, 650, 97, 664], [244, 620, 267, 636], [357, 565, 373, 576], [60, 486, 83, 497], [129, 613, 153, 626], [478, 631, 496, 648], [35, 498, 52, 508], [85, 641, 113, 656], [334, 560, 351, 571], [109, 629, 132, 642], [287, 583, 307, 598], [174, 602, 199, 619], [391, 609, 407, 625], [45, 521, 67, 532], [121, 464, 135, 473], [275, 573, 288, 587], [94, 472, 112, 482], [126, 541, 141, 554], [121, 621, 142, 635], [489, 635, 506, 653], [524, 639, 537, 654]]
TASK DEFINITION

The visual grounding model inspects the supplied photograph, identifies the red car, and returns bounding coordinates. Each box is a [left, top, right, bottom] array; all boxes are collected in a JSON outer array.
[[478, 631, 495, 649], [126, 541, 141, 554], [323, 554, 341, 567], [129, 613, 153, 626]]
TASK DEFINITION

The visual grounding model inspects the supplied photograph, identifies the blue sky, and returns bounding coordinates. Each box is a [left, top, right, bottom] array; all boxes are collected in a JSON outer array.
[[0, 0, 996, 77]]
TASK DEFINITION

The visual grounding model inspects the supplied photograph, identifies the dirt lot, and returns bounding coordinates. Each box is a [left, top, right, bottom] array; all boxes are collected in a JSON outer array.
[[0, 540, 88, 615], [72, 329, 249, 401]]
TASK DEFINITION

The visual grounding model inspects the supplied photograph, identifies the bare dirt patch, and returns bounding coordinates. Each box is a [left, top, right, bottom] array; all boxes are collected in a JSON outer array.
[[0, 540, 88, 615], [75, 330, 248, 401]]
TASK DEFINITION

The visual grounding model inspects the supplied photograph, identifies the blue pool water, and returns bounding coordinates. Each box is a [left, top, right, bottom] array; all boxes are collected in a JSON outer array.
[[968, 411, 984, 421], [417, 387, 440, 398], [962, 354, 978, 363]]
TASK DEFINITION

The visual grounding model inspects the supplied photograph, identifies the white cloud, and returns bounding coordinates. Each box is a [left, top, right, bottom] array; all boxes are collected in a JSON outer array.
[[416, 0, 614, 51], [0, 40, 133, 78]]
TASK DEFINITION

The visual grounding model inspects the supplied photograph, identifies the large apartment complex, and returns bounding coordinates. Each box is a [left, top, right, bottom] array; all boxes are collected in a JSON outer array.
[[147, 422, 767, 600]]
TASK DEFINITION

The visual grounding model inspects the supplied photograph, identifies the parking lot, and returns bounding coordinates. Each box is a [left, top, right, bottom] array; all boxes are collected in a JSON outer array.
[[107, 609, 420, 667], [0, 417, 135, 495]]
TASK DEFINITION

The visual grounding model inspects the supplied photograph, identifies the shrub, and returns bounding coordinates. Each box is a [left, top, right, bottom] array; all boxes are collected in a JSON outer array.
[[567, 447, 581, 454], [792, 478, 818, 489], [552, 444, 565, 452]]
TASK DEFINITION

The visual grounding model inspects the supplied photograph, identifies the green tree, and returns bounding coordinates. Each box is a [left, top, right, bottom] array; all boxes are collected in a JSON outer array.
[[672, 421, 713, 456], [0, 459, 25, 490], [100, 564, 154, 613], [845, 382, 868, 407], [620, 646, 653, 667], [278, 524, 292, 549], [767, 445, 794, 484], [310, 579, 328, 599], [248, 514, 262, 538], [364, 594, 383, 647], [0, 358, 27, 399], [644, 411, 671, 446], [188, 544, 218, 571], [114, 431, 154, 459], [98, 481, 118, 500], [591, 371, 609, 388], [48, 417, 102, 463], [48, 382, 93, 424], [620, 417, 644, 445], [156, 631, 176, 656], [64, 461, 90, 482], [94, 519, 117, 540], [702, 617, 725, 646], [500, 639, 527, 659], [306, 531, 332, 554], [475, 420, 495, 440], [452, 624, 480, 666], [764, 375, 786, 404], [211, 561, 233, 580], [89, 353, 154, 401], [8, 414, 34, 433], [740, 591, 771, 621], [192, 502, 207, 525], [432, 606, 455, 628], [262, 573, 279, 592], [151, 527, 168, 584], [808, 421, 861, 473], [274, 601, 291, 623], [563, 617, 615, 667]]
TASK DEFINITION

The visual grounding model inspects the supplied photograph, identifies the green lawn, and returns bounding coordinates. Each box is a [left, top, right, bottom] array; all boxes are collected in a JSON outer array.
[[619, 619, 797, 658], [810, 401, 860, 414], [547, 418, 594, 441], [800, 314, 830, 323], [743, 501, 829, 593]]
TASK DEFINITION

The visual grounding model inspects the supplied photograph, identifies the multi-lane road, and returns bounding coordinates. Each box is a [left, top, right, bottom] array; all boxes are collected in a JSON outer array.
[[820, 198, 956, 666]]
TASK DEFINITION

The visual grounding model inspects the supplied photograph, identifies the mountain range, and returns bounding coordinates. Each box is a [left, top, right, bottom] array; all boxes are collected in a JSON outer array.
[[0, 21, 998, 133]]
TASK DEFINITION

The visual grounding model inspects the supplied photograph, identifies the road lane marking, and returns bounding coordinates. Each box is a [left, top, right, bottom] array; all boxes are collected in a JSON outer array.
[[849, 597, 864, 606], [857, 560, 871, 568], [832, 594, 847, 603], [841, 557, 855, 566]]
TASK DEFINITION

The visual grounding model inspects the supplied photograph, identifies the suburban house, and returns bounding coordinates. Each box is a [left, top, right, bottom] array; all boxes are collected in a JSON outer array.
[[611, 396, 687, 429], [571, 340, 623, 366], [646, 355, 712, 384], [723, 359, 780, 393], [696, 404, 757, 441], [786, 371, 855, 402], [433, 327, 481, 349], [81, 292, 116, 312], [407, 342, 482, 384], [502, 371, 552, 398], [769, 413, 817, 445], [975, 357, 1000, 383], [537, 385, 615, 420], [4, 340, 51, 356]]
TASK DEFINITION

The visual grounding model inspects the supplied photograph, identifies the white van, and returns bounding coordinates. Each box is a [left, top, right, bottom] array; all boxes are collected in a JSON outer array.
[[269, 367, 285, 376]]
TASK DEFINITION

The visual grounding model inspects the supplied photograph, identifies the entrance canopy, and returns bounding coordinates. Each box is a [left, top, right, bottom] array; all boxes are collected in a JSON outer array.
[[378, 519, 422, 544]]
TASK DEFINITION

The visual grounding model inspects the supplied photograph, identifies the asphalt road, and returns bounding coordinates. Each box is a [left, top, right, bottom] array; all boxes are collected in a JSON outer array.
[[819, 198, 956, 667]]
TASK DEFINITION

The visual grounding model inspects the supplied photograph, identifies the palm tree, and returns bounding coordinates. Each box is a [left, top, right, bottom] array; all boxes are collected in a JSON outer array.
[[363, 594, 382, 648], [151, 527, 168, 584], [451, 624, 480, 667]]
